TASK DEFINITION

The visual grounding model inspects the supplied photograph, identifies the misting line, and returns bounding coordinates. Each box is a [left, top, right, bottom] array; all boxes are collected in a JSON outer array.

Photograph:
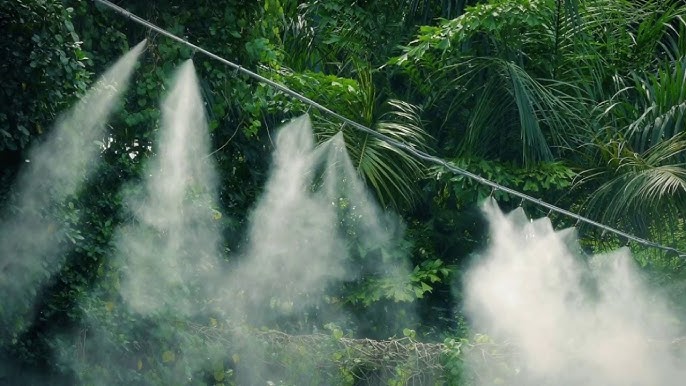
[[93, 0, 684, 257]]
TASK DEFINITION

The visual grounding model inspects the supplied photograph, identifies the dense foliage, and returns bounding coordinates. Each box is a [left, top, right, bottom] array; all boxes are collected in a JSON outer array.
[[2, 0, 686, 384]]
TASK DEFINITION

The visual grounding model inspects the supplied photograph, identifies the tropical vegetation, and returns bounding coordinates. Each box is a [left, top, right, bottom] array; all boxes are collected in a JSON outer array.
[[2, 0, 686, 384]]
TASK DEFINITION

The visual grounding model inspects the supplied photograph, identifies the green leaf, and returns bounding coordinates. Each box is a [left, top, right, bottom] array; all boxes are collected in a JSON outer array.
[[162, 350, 175, 363]]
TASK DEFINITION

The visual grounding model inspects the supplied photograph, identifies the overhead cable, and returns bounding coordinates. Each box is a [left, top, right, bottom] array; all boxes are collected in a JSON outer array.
[[92, 0, 685, 257]]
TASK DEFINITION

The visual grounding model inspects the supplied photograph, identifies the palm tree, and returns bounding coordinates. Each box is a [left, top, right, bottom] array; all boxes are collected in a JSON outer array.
[[568, 1, 686, 242], [277, 64, 430, 210], [393, 0, 588, 165]]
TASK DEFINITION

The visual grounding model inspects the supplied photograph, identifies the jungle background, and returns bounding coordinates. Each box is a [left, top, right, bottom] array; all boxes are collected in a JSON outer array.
[[2, 0, 686, 384]]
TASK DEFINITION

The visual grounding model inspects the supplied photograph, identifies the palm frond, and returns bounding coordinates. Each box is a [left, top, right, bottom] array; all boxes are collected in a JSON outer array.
[[461, 76, 514, 158], [553, 0, 686, 103], [344, 99, 430, 209], [506, 62, 550, 163], [434, 57, 586, 163], [626, 59, 686, 152], [582, 134, 686, 236]]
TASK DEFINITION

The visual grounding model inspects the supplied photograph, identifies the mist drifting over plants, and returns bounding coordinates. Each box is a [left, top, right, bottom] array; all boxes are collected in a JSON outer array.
[[0, 40, 145, 347], [4, 0, 686, 383], [463, 199, 686, 386]]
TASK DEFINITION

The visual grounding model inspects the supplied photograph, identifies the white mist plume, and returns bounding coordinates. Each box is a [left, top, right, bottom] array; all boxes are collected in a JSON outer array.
[[50, 70, 410, 381], [228, 115, 350, 323], [227, 115, 409, 323], [55, 59, 222, 386], [319, 132, 405, 254], [0, 41, 145, 335], [224, 115, 412, 383], [464, 198, 685, 386], [115, 60, 221, 316]]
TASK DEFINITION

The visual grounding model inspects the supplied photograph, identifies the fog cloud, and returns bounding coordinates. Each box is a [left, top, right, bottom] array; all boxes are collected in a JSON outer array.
[[0, 40, 145, 340], [464, 198, 686, 386]]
